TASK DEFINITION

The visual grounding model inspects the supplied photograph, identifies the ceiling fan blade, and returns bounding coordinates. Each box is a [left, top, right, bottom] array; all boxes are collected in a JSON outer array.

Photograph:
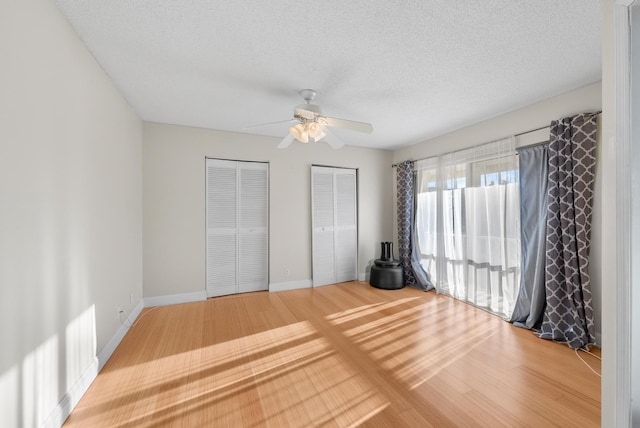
[[244, 118, 296, 130], [322, 128, 344, 150], [324, 116, 373, 134], [277, 133, 295, 149]]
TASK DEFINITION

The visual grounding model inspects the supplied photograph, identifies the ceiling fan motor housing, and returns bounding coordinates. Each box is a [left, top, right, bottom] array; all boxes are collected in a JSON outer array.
[[294, 104, 322, 121], [299, 88, 316, 102]]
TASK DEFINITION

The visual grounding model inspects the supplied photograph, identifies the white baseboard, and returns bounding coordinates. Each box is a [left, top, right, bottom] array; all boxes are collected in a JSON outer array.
[[98, 291, 206, 373], [98, 299, 144, 370], [143, 290, 207, 308], [44, 291, 206, 427], [42, 300, 144, 427], [269, 279, 312, 292], [358, 272, 369, 281], [42, 356, 99, 428], [42, 300, 143, 427]]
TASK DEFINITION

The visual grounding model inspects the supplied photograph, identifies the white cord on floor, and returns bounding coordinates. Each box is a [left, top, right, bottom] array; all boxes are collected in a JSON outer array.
[[575, 348, 601, 377], [119, 306, 159, 329], [530, 330, 601, 377]]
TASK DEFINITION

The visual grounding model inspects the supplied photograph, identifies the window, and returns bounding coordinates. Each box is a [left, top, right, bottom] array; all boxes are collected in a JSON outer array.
[[414, 138, 520, 319]]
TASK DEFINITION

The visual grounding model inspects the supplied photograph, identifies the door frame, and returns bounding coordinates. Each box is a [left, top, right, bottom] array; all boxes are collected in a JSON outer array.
[[611, 1, 635, 425]]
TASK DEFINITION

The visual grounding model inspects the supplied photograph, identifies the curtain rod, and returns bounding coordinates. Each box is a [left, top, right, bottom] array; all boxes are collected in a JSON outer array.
[[513, 124, 549, 138], [391, 111, 602, 167]]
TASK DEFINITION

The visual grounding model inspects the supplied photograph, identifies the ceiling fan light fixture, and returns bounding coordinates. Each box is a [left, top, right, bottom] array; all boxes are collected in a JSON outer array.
[[307, 122, 324, 139], [289, 123, 308, 143], [311, 129, 326, 142], [270, 89, 372, 149]]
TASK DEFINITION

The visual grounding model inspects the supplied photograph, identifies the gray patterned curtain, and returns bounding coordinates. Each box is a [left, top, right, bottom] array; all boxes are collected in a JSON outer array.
[[538, 113, 597, 350], [396, 160, 432, 290], [396, 161, 418, 286]]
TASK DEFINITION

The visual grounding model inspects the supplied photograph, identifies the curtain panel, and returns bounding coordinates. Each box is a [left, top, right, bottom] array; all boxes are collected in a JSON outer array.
[[510, 143, 549, 329], [413, 138, 520, 319], [396, 161, 418, 286], [538, 114, 598, 350], [396, 160, 431, 290]]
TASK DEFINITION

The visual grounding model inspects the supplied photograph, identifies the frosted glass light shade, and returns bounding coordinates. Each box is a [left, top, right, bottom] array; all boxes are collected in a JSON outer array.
[[290, 124, 309, 143], [307, 122, 324, 139]]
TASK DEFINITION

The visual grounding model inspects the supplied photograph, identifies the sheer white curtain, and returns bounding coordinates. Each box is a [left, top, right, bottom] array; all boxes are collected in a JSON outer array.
[[414, 138, 520, 319]]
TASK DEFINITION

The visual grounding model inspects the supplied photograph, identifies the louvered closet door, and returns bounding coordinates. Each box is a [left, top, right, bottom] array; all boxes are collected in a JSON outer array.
[[334, 170, 357, 282], [312, 167, 336, 286], [206, 159, 269, 297], [207, 159, 238, 297], [311, 166, 357, 287], [238, 162, 269, 293]]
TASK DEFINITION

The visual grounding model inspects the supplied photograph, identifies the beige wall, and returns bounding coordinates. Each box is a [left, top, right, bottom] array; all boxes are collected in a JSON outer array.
[[393, 82, 602, 161], [391, 82, 603, 342], [0, 1, 142, 426], [142, 123, 394, 297]]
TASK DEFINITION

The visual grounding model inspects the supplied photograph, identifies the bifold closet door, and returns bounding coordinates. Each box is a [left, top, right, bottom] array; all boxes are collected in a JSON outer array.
[[311, 166, 357, 287], [206, 159, 268, 297], [238, 163, 269, 293]]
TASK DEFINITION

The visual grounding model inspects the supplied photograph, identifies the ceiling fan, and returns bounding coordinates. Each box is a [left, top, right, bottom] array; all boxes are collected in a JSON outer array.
[[249, 89, 373, 149]]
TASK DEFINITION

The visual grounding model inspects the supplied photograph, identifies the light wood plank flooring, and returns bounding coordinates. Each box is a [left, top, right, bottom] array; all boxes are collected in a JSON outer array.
[[64, 281, 601, 427]]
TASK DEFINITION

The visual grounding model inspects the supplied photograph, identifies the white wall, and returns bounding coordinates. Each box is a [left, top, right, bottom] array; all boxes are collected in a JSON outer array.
[[392, 82, 603, 342], [142, 123, 393, 297], [0, 1, 143, 426]]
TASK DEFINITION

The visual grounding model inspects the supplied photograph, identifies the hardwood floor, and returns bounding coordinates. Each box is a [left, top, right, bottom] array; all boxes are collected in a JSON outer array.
[[64, 281, 601, 427]]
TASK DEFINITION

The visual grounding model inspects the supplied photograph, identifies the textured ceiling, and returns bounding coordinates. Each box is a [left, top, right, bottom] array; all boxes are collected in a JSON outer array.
[[55, 0, 601, 150]]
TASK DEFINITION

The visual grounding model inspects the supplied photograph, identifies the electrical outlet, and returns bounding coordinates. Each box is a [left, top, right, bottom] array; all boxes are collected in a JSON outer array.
[[284, 268, 290, 277]]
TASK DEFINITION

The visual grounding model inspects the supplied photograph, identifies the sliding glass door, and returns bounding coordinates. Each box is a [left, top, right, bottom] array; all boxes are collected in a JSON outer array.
[[414, 138, 520, 319]]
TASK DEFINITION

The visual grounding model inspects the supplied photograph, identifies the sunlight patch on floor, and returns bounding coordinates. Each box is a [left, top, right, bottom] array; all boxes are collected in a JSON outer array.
[[68, 319, 388, 427], [327, 297, 500, 390]]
